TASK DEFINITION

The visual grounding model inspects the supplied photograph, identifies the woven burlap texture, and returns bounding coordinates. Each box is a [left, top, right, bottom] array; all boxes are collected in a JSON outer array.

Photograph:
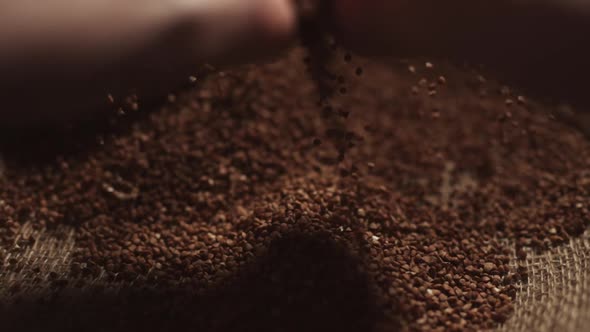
[[1, 221, 589, 331], [1, 163, 589, 330]]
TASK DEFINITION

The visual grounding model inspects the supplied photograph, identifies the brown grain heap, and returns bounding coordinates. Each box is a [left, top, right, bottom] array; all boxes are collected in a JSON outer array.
[[0, 48, 589, 332]]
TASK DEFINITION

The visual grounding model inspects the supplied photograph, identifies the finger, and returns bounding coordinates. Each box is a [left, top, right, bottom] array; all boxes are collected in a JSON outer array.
[[0, 0, 298, 128], [175, 0, 297, 65]]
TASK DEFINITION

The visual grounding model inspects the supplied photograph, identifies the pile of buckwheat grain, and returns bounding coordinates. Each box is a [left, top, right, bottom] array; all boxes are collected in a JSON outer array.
[[0, 5, 589, 332]]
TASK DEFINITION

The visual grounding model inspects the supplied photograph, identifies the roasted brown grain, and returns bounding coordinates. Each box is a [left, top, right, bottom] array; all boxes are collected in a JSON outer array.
[[0, 16, 589, 332]]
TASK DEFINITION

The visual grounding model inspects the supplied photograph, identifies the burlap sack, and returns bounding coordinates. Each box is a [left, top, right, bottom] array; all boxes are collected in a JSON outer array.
[[498, 231, 590, 332], [1, 220, 588, 331]]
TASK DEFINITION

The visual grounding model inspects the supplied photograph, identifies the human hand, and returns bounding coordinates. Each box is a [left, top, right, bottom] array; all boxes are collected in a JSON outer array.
[[0, 0, 297, 127]]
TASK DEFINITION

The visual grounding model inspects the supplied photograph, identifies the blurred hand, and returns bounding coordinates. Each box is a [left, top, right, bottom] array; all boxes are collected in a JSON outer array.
[[0, 0, 296, 127]]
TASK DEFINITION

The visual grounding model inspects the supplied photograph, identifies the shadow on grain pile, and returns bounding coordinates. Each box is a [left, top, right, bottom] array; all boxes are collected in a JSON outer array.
[[0, 232, 385, 332], [0, 100, 160, 165]]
